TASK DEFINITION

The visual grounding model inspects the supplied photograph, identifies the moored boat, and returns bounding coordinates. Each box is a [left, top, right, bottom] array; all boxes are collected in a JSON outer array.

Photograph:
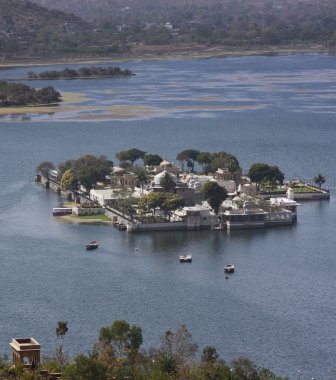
[[180, 254, 192, 263], [118, 224, 127, 231], [86, 241, 99, 250], [224, 264, 234, 273]]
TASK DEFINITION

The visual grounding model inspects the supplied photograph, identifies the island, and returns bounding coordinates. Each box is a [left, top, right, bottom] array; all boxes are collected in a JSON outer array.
[[0, 81, 61, 107], [35, 149, 329, 232], [27, 66, 134, 80]]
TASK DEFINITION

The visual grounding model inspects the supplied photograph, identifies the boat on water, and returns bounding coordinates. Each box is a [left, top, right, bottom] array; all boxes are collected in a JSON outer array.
[[180, 254, 192, 263], [118, 224, 127, 231], [224, 264, 234, 273], [86, 241, 99, 250]]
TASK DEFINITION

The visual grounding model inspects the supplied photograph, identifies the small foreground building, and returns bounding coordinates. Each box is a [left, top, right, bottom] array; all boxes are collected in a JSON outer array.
[[10, 338, 41, 368]]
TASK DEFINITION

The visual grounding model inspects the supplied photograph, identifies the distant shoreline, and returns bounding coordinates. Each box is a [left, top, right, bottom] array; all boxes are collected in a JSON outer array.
[[0, 44, 334, 68]]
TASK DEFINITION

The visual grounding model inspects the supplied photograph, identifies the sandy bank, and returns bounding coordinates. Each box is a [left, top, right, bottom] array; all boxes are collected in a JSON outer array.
[[0, 44, 333, 68]]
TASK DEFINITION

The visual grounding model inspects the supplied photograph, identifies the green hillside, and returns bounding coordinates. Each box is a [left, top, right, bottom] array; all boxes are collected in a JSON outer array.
[[2, 0, 336, 61], [31, 0, 336, 47], [0, 0, 127, 59]]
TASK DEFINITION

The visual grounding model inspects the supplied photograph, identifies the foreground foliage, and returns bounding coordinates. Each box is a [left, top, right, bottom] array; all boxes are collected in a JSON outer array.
[[0, 320, 288, 380]]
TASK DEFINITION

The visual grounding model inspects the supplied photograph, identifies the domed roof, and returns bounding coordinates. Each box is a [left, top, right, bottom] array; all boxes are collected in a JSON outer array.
[[160, 160, 172, 167], [153, 170, 177, 186], [113, 166, 126, 174]]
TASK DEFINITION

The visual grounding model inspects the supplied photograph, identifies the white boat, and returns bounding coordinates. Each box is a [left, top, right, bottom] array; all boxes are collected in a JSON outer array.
[[224, 264, 234, 273], [180, 254, 192, 263], [86, 241, 99, 250]]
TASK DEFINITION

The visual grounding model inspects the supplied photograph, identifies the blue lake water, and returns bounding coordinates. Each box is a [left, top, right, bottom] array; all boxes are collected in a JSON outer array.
[[0, 54, 336, 379]]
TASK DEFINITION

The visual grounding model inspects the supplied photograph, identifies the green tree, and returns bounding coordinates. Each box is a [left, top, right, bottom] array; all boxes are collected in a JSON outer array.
[[248, 163, 270, 186], [133, 166, 149, 194], [127, 148, 146, 164], [62, 354, 107, 380], [58, 159, 74, 180], [201, 346, 219, 363], [160, 172, 176, 192], [201, 181, 228, 214], [232, 357, 258, 380], [161, 194, 184, 220], [313, 173, 326, 189], [115, 150, 130, 163], [144, 154, 163, 166], [197, 152, 212, 172], [56, 321, 68, 366], [267, 166, 284, 186], [110, 189, 137, 217], [77, 166, 100, 191], [138, 192, 167, 217], [176, 149, 200, 172], [69, 154, 112, 191], [128, 324, 143, 352], [98, 320, 143, 358], [248, 163, 284, 189], [210, 151, 240, 173], [61, 169, 78, 191], [116, 148, 146, 165]]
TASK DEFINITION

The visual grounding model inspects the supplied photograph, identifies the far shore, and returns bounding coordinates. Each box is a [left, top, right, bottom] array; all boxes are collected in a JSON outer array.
[[0, 43, 334, 69]]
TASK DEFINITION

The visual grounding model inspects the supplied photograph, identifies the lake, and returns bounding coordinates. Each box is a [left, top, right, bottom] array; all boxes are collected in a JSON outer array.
[[0, 54, 336, 379]]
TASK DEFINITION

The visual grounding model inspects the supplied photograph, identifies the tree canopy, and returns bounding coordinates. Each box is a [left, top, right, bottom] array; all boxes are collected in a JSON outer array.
[[144, 153, 163, 166], [176, 149, 200, 172], [61, 169, 78, 191], [0, 81, 61, 106], [160, 172, 176, 192], [0, 318, 290, 380], [57, 154, 113, 191], [201, 181, 228, 214], [138, 192, 184, 219], [98, 320, 143, 357], [175, 149, 241, 174], [313, 173, 326, 189], [248, 163, 284, 187], [116, 148, 146, 165]]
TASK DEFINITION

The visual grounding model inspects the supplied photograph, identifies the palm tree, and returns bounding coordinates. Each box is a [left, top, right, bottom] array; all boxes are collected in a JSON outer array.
[[56, 321, 68, 365], [313, 174, 326, 189], [136, 168, 149, 194]]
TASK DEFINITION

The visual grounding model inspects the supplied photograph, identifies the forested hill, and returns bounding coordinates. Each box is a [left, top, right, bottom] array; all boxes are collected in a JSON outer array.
[[31, 0, 336, 47], [2, 0, 336, 61], [0, 0, 127, 59]]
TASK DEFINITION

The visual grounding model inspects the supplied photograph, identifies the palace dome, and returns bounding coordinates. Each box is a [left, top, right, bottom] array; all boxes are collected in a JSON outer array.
[[160, 160, 172, 167], [153, 170, 177, 186]]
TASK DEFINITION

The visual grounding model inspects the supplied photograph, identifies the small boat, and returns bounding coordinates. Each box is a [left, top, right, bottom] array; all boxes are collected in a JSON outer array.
[[180, 254, 192, 263], [224, 264, 234, 273], [86, 241, 99, 250], [118, 224, 127, 231]]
